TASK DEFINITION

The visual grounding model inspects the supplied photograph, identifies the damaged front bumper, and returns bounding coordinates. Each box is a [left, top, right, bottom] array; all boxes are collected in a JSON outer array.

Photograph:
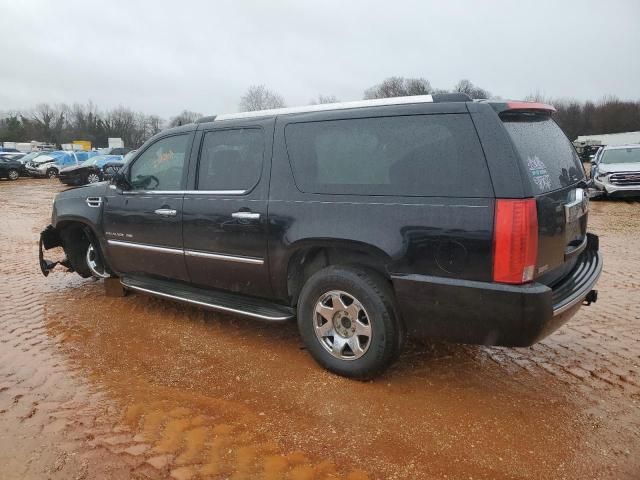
[[39, 225, 70, 276]]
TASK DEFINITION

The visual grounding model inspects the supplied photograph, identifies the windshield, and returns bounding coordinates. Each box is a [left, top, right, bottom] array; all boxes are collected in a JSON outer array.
[[601, 147, 640, 164], [502, 115, 584, 193], [21, 152, 43, 162]]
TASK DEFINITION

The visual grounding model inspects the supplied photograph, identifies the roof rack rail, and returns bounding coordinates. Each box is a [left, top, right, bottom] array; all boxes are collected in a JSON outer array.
[[431, 93, 472, 103], [214, 95, 436, 122], [196, 115, 217, 123]]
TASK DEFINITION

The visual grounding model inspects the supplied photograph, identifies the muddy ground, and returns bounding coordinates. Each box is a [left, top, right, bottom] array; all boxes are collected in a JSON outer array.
[[0, 178, 638, 479]]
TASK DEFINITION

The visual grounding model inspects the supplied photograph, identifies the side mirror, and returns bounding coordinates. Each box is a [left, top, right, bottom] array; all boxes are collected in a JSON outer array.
[[111, 171, 131, 191]]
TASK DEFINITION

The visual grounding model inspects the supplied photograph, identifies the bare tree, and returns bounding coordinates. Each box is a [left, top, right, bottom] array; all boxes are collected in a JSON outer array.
[[310, 94, 339, 105], [239, 85, 286, 111], [453, 79, 490, 99], [145, 115, 164, 136], [168, 110, 202, 128], [364, 77, 432, 99], [31, 103, 67, 144]]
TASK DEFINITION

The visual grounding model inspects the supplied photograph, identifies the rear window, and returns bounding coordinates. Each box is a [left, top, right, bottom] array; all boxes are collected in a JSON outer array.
[[285, 114, 493, 197], [502, 116, 584, 193]]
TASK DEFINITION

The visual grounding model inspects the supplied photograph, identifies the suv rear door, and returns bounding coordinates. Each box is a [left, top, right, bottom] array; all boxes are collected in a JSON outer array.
[[471, 103, 588, 286], [502, 112, 587, 285], [182, 120, 273, 298]]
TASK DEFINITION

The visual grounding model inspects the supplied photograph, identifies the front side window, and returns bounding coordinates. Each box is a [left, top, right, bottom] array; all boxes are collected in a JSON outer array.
[[129, 134, 190, 191], [197, 128, 264, 191], [284, 114, 493, 197]]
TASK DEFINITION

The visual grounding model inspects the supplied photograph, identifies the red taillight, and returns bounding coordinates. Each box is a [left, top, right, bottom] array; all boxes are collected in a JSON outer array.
[[493, 199, 538, 284]]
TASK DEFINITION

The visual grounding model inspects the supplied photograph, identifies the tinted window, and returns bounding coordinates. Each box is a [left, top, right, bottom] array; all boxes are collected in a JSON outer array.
[[129, 134, 190, 191], [285, 114, 492, 197], [502, 116, 585, 193], [197, 128, 264, 191]]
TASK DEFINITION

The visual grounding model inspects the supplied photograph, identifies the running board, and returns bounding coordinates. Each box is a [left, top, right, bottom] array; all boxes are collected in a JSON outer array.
[[120, 276, 294, 322]]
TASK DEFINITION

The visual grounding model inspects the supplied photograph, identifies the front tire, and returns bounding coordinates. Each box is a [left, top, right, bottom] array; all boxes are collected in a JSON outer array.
[[46, 168, 58, 179], [85, 244, 111, 278], [297, 266, 404, 379], [7, 169, 19, 181]]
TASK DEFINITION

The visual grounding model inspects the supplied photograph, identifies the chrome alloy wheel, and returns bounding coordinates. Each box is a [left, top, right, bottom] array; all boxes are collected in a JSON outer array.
[[86, 244, 110, 279], [8, 169, 19, 180], [313, 290, 372, 360], [87, 173, 100, 183]]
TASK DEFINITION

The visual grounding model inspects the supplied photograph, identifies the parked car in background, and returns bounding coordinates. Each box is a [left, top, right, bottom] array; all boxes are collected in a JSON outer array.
[[591, 144, 640, 197], [99, 147, 131, 156], [101, 160, 126, 180], [0, 156, 23, 181], [26, 151, 98, 178], [58, 155, 124, 186], [0, 152, 26, 161], [122, 149, 137, 163], [39, 95, 602, 379], [0, 152, 28, 176]]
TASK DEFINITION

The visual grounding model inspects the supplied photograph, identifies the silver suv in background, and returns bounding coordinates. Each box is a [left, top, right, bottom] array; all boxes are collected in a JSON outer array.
[[591, 144, 640, 197]]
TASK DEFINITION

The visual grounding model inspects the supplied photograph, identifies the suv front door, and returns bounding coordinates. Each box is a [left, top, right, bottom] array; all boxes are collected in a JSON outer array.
[[182, 123, 272, 297], [103, 132, 194, 281]]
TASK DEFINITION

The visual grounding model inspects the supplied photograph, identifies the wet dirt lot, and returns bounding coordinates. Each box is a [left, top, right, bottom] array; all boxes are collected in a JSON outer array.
[[0, 178, 638, 479]]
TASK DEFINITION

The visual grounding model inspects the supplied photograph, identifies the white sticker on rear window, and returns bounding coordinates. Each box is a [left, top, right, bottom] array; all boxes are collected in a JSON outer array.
[[527, 155, 551, 191]]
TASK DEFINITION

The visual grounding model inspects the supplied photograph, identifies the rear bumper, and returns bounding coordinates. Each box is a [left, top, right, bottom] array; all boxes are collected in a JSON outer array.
[[392, 234, 603, 347], [58, 175, 83, 185]]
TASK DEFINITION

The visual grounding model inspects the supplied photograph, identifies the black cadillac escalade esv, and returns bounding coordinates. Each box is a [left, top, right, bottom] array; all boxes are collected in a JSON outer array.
[[39, 94, 602, 379]]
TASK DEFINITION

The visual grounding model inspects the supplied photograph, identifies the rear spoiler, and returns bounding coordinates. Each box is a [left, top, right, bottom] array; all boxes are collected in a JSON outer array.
[[480, 100, 556, 115]]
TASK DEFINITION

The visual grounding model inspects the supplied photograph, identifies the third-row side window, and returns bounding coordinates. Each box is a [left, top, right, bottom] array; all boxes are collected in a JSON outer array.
[[284, 114, 493, 197], [197, 128, 264, 191]]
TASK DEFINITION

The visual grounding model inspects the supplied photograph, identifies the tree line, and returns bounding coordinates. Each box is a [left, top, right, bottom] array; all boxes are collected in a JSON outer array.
[[2, 78, 639, 148]]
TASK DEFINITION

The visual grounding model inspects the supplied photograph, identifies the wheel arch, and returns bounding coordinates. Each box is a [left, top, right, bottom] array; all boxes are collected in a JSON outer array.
[[283, 239, 393, 306], [55, 217, 111, 267]]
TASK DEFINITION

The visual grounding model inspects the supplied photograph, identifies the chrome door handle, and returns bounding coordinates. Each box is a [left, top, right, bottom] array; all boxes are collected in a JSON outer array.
[[232, 211, 260, 220], [154, 208, 177, 217]]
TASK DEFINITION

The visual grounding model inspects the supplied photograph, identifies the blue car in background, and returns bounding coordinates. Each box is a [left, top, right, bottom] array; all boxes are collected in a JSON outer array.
[[25, 150, 99, 178]]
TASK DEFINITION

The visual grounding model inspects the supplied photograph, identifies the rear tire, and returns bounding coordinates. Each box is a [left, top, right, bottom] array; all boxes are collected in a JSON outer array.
[[297, 265, 404, 379], [7, 169, 19, 181], [86, 172, 101, 184]]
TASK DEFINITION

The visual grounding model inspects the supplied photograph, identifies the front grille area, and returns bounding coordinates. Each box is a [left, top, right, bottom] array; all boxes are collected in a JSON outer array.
[[609, 171, 640, 186]]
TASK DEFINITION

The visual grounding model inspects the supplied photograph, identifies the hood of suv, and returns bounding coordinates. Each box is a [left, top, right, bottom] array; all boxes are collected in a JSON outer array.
[[597, 162, 640, 174], [56, 181, 109, 200]]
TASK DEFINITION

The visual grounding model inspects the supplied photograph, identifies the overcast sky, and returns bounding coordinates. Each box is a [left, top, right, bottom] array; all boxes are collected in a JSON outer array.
[[1, 0, 638, 118]]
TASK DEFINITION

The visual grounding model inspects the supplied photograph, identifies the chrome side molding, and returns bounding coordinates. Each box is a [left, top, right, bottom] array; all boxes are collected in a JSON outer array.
[[107, 239, 183, 255], [184, 249, 263, 264], [107, 239, 264, 264]]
